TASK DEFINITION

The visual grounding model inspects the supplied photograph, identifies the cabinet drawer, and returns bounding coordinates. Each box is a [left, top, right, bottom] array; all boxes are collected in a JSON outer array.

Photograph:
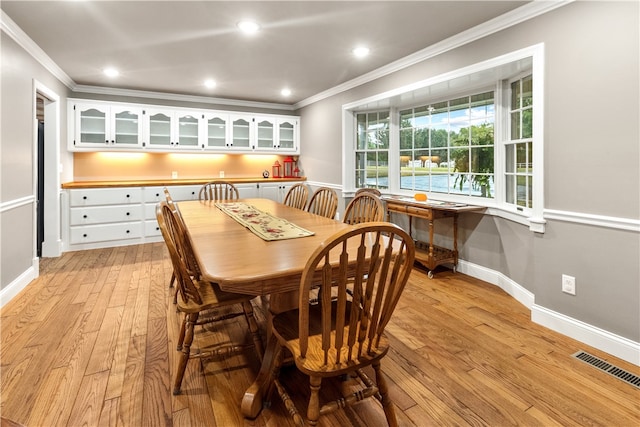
[[163, 185, 201, 201], [143, 186, 166, 203], [70, 222, 142, 244], [70, 188, 142, 206], [145, 220, 162, 237], [70, 205, 143, 225], [144, 203, 160, 220]]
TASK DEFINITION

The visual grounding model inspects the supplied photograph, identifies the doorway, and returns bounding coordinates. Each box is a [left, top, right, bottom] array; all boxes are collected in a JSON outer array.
[[34, 81, 62, 259], [36, 96, 45, 257]]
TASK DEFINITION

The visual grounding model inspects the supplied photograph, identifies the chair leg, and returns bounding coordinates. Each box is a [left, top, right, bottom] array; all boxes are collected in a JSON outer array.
[[176, 314, 186, 351], [307, 375, 322, 426], [173, 312, 198, 395], [242, 300, 264, 361], [373, 361, 398, 427]]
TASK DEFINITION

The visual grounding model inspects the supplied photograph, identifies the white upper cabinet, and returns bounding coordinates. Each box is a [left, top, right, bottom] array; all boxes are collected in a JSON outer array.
[[68, 99, 299, 154], [276, 117, 299, 152], [229, 114, 254, 151], [202, 112, 229, 150], [145, 108, 201, 150], [254, 117, 276, 151], [70, 102, 143, 149]]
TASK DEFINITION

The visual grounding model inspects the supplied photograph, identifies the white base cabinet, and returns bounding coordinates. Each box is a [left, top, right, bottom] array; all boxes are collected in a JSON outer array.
[[63, 181, 303, 251]]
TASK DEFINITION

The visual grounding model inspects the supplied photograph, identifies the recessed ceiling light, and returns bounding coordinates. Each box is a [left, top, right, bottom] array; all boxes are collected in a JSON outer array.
[[103, 67, 119, 78], [352, 46, 370, 59], [237, 20, 260, 35], [281, 88, 292, 97], [204, 79, 217, 89]]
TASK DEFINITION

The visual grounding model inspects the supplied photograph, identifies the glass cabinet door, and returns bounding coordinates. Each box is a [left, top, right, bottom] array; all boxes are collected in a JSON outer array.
[[231, 116, 252, 149], [148, 112, 172, 147], [205, 114, 228, 148], [113, 108, 141, 146], [177, 113, 199, 147], [256, 118, 275, 149], [278, 119, 296, 150], [78, 106, 108, 145]]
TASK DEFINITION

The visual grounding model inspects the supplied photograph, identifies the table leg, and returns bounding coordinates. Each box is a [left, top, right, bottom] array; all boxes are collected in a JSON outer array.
[[241, 291, 297, 419], [241, 334, 280, 418]]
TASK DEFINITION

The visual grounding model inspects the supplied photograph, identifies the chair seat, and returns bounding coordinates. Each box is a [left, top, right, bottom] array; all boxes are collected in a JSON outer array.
[[176, 279, 253, 314], [272, 301, 389, 377]]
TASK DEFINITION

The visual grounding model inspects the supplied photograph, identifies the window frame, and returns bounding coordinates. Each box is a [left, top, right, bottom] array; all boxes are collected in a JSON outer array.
[[342, 44, 546, 232]]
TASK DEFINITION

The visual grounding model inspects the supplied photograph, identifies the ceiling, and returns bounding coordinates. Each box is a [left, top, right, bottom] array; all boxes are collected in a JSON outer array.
[[1, 1, 529, 106]]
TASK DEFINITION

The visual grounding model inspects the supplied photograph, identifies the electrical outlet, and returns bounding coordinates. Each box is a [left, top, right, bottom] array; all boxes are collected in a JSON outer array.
[[171, 171, 178, 179], [562, 274, 576, 295]]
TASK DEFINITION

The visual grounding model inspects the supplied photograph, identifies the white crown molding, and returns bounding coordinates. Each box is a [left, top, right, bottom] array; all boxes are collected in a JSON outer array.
[[294, 0, 572, 109], [1, 10, 75, 89], [72, 85, 296, 112], [4, 2, 571, 111]]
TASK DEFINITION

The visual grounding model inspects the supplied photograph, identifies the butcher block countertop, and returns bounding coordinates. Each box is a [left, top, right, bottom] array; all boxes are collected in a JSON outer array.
[[61, 177, 306, 189]]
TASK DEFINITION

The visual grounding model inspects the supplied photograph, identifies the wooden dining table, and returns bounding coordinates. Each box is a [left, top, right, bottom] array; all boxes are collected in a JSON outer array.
[[177, 198, 353, 418]]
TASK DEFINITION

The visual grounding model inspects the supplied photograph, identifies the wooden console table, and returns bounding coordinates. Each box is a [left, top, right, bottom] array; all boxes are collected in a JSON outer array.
[[383, 196, 484, 278]]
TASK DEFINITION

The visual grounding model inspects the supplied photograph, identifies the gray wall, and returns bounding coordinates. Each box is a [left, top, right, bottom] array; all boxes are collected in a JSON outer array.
[[1, 34, 69, 290], [298, 1, 640, 342]]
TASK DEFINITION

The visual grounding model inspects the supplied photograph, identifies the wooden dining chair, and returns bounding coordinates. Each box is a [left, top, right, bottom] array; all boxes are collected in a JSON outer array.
[[199, 181, 239, 201], [343, 192, 385, 225], [283, 183, 309, 210], [267, 222, 415, 426], [306, 187, 338, 219], [156, 201, 264, 395], [355, 187, 382, 197]]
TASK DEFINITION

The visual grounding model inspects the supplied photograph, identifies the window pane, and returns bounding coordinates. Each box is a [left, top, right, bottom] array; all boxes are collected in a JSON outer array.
[[430, 127, 448, 148], [400, 129, 412, 150], [400, 109, 413, 128], [511, 111, 521, 139], [357, 114, 366, 150], [516, 143, 527, 173], [470, 146, 493, 174], [528, 142, 533, 174], [505, 144, 515, 173], [415, 128, 429, 149], [517, 175, 527, 206], [522, 109, 533, 138], [506, 175, 515, 204], [355, 152, 366, 170], [511, 80, 520, 108], [414, 106, 430, 128], [470, 122, 494, 146], [432, 149, 449, 168], [522, 75, 533, 107], [451, 147, 469, 173]]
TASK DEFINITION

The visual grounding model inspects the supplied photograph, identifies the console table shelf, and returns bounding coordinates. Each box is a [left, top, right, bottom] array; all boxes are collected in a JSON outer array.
[[383, 196, 484, 278]]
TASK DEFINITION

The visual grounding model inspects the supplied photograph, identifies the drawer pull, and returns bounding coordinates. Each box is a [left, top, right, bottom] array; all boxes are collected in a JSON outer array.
[[83, 196, 87, 200], [83, 233, 87, 238], [156, 193, 160, 197], [83, 215, 87, 219], [126, 230, 130, 234], [126, 194, 130, 198], [126, 212, 130, 216]]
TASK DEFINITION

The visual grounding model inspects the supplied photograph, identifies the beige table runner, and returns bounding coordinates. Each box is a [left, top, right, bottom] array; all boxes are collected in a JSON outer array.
[[215, 202, 315, 241]]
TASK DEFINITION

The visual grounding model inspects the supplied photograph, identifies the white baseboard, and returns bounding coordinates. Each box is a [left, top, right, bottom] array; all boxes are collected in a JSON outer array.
[[456, 260, 535, 309], [532, 305, 640, 366], [457, 259, 640, 367], [1, 258, 38, 308]]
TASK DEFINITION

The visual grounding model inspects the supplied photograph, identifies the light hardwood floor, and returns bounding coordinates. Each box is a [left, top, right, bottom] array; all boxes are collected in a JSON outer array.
[[1, 243, 638, 426]]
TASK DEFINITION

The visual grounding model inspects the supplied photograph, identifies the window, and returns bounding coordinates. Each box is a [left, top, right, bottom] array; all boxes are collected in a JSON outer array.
[[505, 75, 533, 209], [399, 92, 495, 197], [343, 45, 545, 231], [355, 111, 389, 189]]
